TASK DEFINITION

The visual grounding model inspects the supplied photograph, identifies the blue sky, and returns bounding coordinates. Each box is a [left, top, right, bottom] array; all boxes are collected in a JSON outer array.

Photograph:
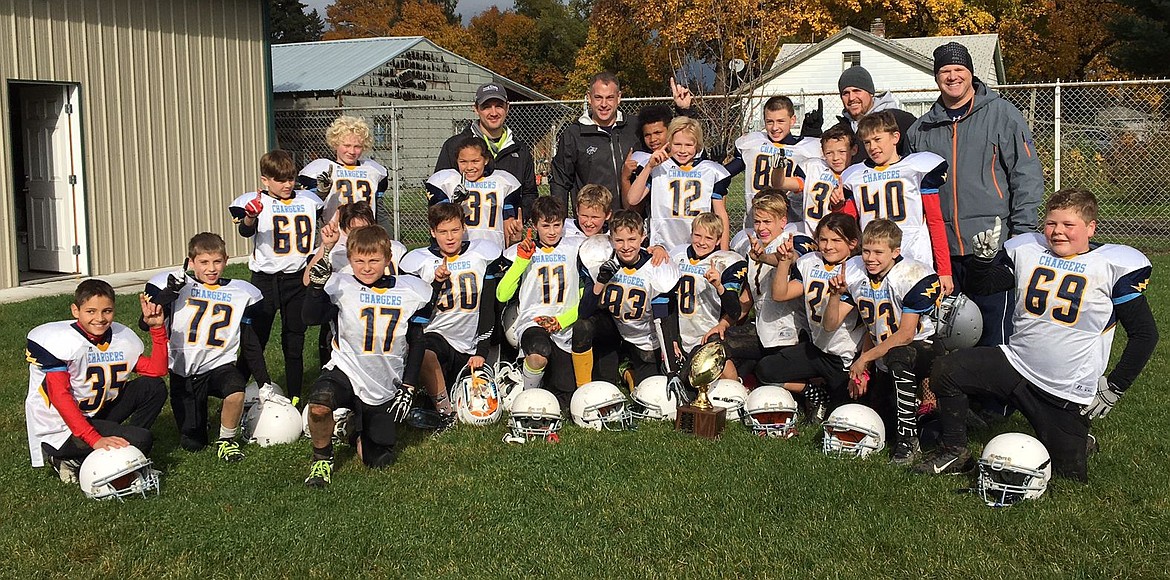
[[302, 0, 514, 24]]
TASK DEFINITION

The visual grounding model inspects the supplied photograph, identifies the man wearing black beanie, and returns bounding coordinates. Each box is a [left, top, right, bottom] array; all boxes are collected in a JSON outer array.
[[907, 41, 1045, 347]]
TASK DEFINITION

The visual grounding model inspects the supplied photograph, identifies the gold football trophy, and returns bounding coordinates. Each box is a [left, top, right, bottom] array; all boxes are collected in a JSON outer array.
[[675, 341, 728, 438]]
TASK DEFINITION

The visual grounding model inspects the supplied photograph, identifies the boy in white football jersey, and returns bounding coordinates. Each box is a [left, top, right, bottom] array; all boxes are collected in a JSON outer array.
[[301, 226, 434, 488], [496, 196, 588, 407], [671, 213, 748, 354], [823, 219, 943, 464], [710, 193, 815, 382], [230, 150, 323, 406], [145, 233, 267, 462], [575, 211, 684, 388], [299, 115, 389, 225], [773, 125, 858, 237], [626, 117, 733, 250], [25, 280, 168, 482], [400, 203, 506, 434], [426, 137, 523, 246], [727, 95, 823, 231], [918, 189, 1157, 481], [839, 111, 953, 295], [760, 213, 865, 423], [562, 184, 614, 242]]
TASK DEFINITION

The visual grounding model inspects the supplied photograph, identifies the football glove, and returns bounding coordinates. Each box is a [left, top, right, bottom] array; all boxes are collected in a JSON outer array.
[[596, 258, 620, 285], [666, 373, 692, 405], [801, 98, 825, 138], [316, 166, 334, 195], [386, 384, 416, 423], [1082, 377, 1123, 420], [308, 255, 333, 288], [243, 191, 265, 218], [971, 216, 1003, 261], [451, 182, 471, 205], [165, 271, 188, 294]]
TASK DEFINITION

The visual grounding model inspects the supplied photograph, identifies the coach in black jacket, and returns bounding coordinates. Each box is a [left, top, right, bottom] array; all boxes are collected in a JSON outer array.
[[550, 72, 639, 213], [435, 83, 538, 232]]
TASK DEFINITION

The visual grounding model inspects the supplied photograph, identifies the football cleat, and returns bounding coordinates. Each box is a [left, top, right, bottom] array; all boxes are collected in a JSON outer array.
[[46, 453, 82, 485], [216, 440, 245, 463], [890, 437, 921, 466], [305, 459, 333, 488], [913, 445, 974, 475], [432, 412, 458, 438]]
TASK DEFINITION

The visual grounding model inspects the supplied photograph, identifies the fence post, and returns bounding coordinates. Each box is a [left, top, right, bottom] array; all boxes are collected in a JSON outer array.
[[1053, 80, 1062, 191], [391, 104, 400, 240]]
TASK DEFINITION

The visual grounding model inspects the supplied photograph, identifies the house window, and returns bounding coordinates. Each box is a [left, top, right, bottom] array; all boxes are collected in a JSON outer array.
[[843, 51, 861, 69]]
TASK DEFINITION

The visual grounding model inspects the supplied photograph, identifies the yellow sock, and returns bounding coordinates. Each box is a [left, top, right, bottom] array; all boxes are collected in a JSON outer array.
[[572, 350, 594, 387]]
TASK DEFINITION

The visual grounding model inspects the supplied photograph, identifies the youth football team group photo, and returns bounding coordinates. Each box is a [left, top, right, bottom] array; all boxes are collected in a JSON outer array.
[[24, 42, 1157, 508]]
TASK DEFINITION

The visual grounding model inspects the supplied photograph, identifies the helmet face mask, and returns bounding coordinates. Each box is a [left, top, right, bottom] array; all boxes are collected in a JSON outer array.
[[743, 385, 799, 438], [821, 404, 886, 458], [78, 446, 160, 501], [975, 432, 1052, 507]]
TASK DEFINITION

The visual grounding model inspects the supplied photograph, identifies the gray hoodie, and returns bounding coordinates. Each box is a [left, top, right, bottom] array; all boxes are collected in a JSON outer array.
[[907, 80, 1045, 256], [835, 91, 918, 164]]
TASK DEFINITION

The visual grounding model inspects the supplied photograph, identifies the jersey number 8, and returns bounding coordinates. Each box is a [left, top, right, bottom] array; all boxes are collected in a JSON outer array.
[[273, 215, 313, 255]]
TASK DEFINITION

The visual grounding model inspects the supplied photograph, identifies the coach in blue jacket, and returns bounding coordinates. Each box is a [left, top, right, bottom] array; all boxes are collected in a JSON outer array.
[[908, 42, 1045, 346]]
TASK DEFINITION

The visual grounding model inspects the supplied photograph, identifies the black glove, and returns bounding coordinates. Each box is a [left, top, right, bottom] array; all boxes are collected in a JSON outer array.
[[451, 183, 470, 205], [166, 272, 187, 294], [801, 98, 824, 138], [308, 255, 333, 289], [316, 166, 334, 195], [597, 259, 620, 285], [387, 384, 416, 423]]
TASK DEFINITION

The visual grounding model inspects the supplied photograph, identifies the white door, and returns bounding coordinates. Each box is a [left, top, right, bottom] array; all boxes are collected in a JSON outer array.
[[21, 84, 79, 273]]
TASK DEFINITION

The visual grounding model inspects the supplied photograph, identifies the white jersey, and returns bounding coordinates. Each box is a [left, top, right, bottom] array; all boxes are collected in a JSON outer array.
[[734, 132, 822, 227], [672, 246, 748, 352], [790, 252, 865, 365], [230, 190, 323, 274], [840, 152, 947, 269], [742, 224, 816, 348], [1001, 234, 1152, 405], [324, 274, 432, 405], [426, 169, 521, 247], [399, 239, 503, 355], [646, 158, 731, 249], [503, 237, 585, 352], [145, 274, 263, 377], [794, 158, 841, 237], [25, 322, 144, 466], [840, 256, 940, 351], [600, 251, 682, 351], [301, 158, 389, 223]]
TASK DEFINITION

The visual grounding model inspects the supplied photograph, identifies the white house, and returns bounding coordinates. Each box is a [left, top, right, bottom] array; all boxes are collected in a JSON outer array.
[[744, 23, 1005, 130]]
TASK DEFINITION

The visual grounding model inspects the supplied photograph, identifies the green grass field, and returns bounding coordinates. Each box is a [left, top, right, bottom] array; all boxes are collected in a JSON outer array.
[[3, 260, 1169, 578]]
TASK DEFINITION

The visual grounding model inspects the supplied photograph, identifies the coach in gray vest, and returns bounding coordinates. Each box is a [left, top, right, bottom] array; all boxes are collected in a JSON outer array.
[[907, 42, 1045, 345]]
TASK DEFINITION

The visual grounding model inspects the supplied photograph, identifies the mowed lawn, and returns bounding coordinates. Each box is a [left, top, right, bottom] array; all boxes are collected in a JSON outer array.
[[1, 258, 1169, 579]]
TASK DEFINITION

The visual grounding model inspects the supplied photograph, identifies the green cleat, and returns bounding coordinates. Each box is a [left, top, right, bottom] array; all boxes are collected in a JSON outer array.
[[216, 439, 245, 463], [305, 459, 333, 488]]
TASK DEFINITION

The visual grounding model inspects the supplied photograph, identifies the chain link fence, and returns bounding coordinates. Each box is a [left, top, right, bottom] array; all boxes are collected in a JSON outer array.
[[275, 80, 1170, 250]]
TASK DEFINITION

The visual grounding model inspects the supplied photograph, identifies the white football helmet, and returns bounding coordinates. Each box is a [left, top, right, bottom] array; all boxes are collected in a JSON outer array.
[[506, 388, 563, 442], [579, 234, 615, 281], [976, 432, 1052, 507], [933, 293, 983, 351], [300, 405, 353, 441], [495, 360, 525, 411], [502, 301, 520, 349], [243, 385, 303, 447], [630, 375, 679, 421], [571, 381, 636, 431], [709, 379, 749, 421], [451, 364, 503, 426], [742, 385, 799, 438], [822, 403, 886, 458], [78, 446, 160, 501]]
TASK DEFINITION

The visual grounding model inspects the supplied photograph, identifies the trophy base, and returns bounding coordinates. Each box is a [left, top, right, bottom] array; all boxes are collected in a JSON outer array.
[[675, 405, 726, 439]]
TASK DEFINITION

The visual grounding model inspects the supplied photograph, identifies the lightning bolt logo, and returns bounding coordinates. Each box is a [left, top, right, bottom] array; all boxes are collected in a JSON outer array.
[[1133, 278, 1150, 293], [922, 280, 941, 299]]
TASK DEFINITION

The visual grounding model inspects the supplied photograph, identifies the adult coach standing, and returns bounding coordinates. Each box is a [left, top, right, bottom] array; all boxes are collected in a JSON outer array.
[[834, 65, 917, 164], [435, 83, 537, 239], [907, 42, 1045, 345], [551, 72, 640, 212]]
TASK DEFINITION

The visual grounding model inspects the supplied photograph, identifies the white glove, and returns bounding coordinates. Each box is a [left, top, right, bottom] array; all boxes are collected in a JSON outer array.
[[971, 216, 1003, 261], [1082, 376, 1123, 420]]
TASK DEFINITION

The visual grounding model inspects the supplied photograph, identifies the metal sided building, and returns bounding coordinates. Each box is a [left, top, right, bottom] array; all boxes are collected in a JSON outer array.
[[0, 0, 271, 289]]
